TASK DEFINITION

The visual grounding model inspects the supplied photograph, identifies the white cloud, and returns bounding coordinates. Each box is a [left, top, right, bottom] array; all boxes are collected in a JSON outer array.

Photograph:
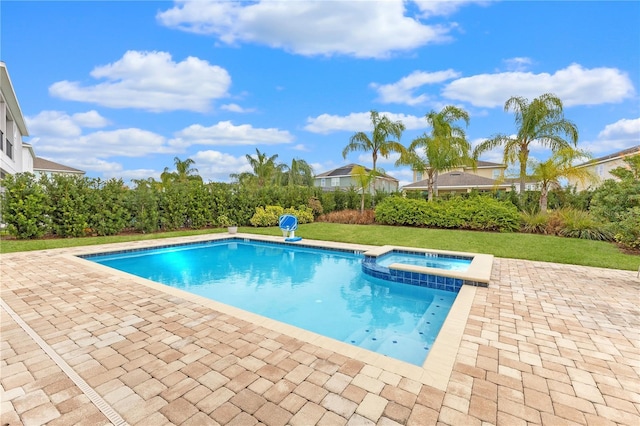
[[49, 51, 231, 112], [304, 112, 427, 134], [371, 69, 460, 105], [443, 63, 635, 107], [169, 121, 294, 148], [220, 103, 254, 113], [502, 57, 533, 72], [26, 110, 110, 139], [413, 0, 489, 18], [157, 0, 455, 58], [33, 128, 176, 158], [192, 150, 252, 182], [581, 117, 640, 155]]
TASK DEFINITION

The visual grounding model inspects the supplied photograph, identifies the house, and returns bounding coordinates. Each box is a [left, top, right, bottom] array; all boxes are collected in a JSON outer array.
[[33, 157, 85, 179], [404, 160, 515, 195], [314, 164, 399, 193], [1, 62, 31, 179], [412, 160, 507, 182], [1, 63, 84, 182], [568, 145, 640, 191], [403, 171, 513, 195]]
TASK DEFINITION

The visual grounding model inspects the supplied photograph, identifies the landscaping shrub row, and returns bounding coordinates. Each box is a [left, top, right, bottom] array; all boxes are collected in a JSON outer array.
[[375, 196, 521, 232]]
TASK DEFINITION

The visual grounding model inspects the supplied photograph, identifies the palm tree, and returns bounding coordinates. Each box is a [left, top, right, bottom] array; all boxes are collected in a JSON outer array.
[[397, 106, 472, 201], [342, 110, 406, 173], [245, 148, 284, 187], [532, 147, 595, 213], [473, 93, 579, 195], [161, 157, 201, 185], [351, 165, 380, 213], [282, 158, 314, 186]]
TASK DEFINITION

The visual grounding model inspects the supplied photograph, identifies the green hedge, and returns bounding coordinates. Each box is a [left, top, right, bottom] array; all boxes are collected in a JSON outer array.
[[375, 196, 520, 232]]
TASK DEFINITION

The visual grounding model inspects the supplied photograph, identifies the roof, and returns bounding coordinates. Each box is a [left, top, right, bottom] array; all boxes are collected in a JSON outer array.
[[468, 160, 506, 169], [403, 171, 510, 190], [578, 145, 640, 166], [33, 157, 85, 174], [315, 163, 399, 181], [0, 62, 29, 136]]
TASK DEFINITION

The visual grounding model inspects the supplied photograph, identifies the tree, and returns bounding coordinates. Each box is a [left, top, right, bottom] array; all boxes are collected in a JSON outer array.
[[243, 148, 284, 187], [161, 157, 202, 185], [397, 106, 472, 201], [342, 110, 406, 173], [351, 165, 379, 213], [282, 158, 314, 186], [531, 147, 594, 213], [474, 93, 579, 195]]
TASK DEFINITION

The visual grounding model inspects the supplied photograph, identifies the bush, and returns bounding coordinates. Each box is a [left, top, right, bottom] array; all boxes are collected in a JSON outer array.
[[250, 205, 314, 227], [42, 174, 91, 237], [1, 173, 50, 239], [520, 211, 549, 234], [375, 195, 520, 232], [555, 208, 613, 241], [612, 207, 640, 251], [317, 209, 375, 224]]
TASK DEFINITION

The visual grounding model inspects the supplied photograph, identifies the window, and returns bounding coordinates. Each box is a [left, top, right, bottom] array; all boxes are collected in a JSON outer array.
[[595, 164, 604, 177], [416, 171, 423, 181], [0, 129, 3, 152], [320, 178, 326, 187], [6, 138, 12, 159], [492, 169, 502, 179], [331, 177, 340, 187]]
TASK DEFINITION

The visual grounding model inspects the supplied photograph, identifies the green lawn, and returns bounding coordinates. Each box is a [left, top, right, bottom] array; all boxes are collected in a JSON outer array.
[[1, 223, 638, 271]]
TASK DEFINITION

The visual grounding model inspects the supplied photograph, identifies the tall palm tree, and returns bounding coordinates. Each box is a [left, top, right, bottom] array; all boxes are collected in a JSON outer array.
[[474, 93, 579, 195], [282, 158, 314, 186], [397, 106, 472, 201], [342, 110, 406, 173], [161, 157, 201, 185], [532, 147, 595, 213], [245, 148, 284, 187]]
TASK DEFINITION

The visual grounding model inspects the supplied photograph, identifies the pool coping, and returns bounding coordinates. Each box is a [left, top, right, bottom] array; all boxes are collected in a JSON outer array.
[[69, 232, 483, 391]]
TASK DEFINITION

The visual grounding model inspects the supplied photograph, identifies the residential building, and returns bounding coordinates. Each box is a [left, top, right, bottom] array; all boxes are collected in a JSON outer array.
[[412, 161, 507, 182], [568, 145, 640, 191], [33, 157, 85, 179], [404, 160, 516, 195], [1, 62, 30, 178], [314, 164, 399, 193], [403, 171, 512, 195]]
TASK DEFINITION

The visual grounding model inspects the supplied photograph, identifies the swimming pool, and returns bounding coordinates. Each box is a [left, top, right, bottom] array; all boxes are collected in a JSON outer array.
[[84, 238, 458, 366]]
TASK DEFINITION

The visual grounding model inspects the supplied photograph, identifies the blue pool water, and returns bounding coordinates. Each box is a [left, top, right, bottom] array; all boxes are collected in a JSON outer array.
[[85, 239, 457, 365], [377, 252, 471, 271]]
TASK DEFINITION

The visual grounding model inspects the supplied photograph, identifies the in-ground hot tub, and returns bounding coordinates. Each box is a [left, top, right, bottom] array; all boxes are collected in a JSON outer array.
[[361, 245, 493, 292]]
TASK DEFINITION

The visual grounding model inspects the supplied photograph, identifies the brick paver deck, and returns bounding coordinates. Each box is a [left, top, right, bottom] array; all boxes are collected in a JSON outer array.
[[1, 234, 638, 425]]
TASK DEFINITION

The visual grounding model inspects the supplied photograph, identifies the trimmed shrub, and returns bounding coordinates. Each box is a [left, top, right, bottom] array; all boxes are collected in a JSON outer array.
[[1, 173, 50, 239], [375, 195, 520, 232], [250, 205, 314, 227]]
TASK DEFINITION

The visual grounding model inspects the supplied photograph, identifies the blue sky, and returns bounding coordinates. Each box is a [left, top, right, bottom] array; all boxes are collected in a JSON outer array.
[[2, 0, 638, 186]]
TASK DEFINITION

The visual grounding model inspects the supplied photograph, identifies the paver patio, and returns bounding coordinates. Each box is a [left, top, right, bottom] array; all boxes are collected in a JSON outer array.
[[1, 234, 638, 425]]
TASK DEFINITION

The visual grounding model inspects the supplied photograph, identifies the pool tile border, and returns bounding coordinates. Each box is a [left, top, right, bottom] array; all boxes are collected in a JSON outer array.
[[71, 232, 479, 391]]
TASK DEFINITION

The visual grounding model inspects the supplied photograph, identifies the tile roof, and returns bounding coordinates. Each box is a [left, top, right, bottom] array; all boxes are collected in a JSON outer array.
[[33, 157, 85, 174], [315, 163, 398, 181]]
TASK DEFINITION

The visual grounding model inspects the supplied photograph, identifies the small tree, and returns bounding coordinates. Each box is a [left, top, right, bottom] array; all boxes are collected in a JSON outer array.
[[531, 147, 595, 213], [351, 165, 379, 213]]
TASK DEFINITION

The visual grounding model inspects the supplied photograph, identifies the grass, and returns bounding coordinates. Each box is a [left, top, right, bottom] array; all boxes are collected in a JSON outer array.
[[2, 223, 638, 271]]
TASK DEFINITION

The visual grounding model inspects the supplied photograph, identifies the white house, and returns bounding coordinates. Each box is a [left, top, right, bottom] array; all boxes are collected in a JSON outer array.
[[1, 62, 31, 178], [314, 164, 399, 193], [568, 145, 640, 191]]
